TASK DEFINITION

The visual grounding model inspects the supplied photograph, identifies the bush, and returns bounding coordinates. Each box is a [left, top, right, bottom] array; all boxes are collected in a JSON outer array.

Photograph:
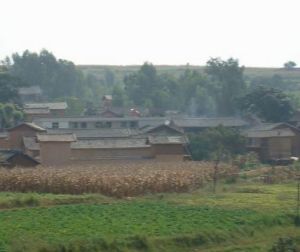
[[270, 237, 297, 252]]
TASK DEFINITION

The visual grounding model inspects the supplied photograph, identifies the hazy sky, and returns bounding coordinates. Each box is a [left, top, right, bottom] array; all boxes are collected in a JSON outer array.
[[1, 0, 299, 67]]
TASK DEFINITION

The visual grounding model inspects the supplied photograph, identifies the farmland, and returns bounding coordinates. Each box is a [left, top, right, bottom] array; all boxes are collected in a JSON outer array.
[[0, 162, 299, 251]]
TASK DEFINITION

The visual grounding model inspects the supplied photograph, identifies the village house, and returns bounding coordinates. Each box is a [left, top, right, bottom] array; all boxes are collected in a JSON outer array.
[[1, 121, 189, 165], [244, 123, 300, 162], [31, 116, 249, 132], [23, 102, 68, 121]]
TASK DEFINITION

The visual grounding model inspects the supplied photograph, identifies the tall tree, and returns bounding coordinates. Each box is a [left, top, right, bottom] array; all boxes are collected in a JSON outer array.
[[238, 86, 294, 122], [9, 49, 86, 99], [124, 62, 160, 108], [205, 58, 246, 116], [0, 72, 23, 103]]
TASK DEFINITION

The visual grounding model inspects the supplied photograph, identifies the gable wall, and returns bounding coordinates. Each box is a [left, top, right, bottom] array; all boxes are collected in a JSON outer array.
[[8, 126, 39, 150]]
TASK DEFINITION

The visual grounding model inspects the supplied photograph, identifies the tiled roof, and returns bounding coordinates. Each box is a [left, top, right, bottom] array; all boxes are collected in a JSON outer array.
[[0, 150, 39, 165], [8, 122, 46, 132], [37, 133, 76, 142], [24, 108, 50, 115], [173, 117, 248, 128], [0, 132, 8, 138], [148, 135, 188, 144], [71, 138, 149, 149], [18, 86, 42, 95], [24, 102, 68, 110], [245, 129, 295, 138], [47, 128, 142, 139]]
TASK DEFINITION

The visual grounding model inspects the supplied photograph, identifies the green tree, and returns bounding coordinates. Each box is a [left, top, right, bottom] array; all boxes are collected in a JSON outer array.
[[238, 86, 294, 122], [124, 62, 159, 108], [0, 72, 23, 103], [189, 126, 245, 193], [9, 49, 86, 99], [0, 103, 23, 128], [112, 85, 128, 107], [188, 126, 245, 161], [284, 61, 297, 70], [205, 58, 246, 116]]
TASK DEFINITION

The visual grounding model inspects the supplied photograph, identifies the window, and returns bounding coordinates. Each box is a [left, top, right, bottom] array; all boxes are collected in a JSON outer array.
[[129, 121, 138, 128], [95, 122, 103, 128], [52, 122, 59, 129], [105, 121, 112, 128], [71, 122, 78, 129], [81, 122, 87, 128], [121, 121, 127, 128]]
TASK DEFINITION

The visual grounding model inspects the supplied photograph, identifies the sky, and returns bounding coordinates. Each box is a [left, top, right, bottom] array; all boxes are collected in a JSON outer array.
[[0, 0, 299, 67]]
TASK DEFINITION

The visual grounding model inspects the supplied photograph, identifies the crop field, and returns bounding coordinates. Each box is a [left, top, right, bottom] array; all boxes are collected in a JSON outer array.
[[0, 162, 229, 197], [0, 163, 299, 251]]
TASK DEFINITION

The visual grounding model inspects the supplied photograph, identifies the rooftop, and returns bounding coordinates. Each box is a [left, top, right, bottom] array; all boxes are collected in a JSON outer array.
[[8, 122, 46, 132], [148, 135, 188, 144], [37, 133, 76, 142], [18, 86, 42, 95], [47, 128, 142, 139], [24, 102, 68, 110], [71, 138, 149, 149], [245, 128, 296, 138], [173, 117, 249, 128]]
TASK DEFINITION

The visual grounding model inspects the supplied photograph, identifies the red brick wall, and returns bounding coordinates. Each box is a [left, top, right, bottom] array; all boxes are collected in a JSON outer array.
[[40, 142, 71, 165], [8, 126, 39, 150]]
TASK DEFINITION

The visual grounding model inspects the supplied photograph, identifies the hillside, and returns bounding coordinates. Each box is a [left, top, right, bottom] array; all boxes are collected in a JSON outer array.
[[78, 65, 300, 85]]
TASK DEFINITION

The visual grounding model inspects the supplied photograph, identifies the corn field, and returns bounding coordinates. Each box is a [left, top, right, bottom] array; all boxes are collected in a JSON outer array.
[[0, 161, 234, 197]]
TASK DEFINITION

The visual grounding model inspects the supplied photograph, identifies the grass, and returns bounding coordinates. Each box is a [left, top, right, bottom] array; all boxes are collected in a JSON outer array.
[[0, 181, 299, 251]]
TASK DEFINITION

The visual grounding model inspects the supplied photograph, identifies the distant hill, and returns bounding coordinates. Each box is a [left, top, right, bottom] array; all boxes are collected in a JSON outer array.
[[78, 65, 300, 85]]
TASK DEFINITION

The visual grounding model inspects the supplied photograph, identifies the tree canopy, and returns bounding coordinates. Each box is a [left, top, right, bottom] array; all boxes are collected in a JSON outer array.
[[189, 126, 245, 161], [238, 86, 294, 122]]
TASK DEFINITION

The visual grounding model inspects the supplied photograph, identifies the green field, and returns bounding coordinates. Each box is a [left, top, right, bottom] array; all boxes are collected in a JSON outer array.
[[0, 182, 299, 252]]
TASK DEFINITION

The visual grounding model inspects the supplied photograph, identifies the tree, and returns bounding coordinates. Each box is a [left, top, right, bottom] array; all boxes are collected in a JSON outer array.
[[189, 126, 245, 161], [189, 126, 245, 193], [0, 72, 23, 103], [238, 86, 294, 122], [205, 58, 246, 116], [284, 61, 297, 70], [9, 49, 86, 99], [0, 103, 23, 128], [124, 62, 159, 108]]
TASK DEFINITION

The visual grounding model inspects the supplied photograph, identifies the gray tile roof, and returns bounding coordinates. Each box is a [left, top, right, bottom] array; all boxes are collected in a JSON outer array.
[[0, 150, 39, 165], [37, 133, 76, 142], [148, 135, 188, 144], [8, 123, 46, 132], [71, 138, 150, 149], [173, 117, 248, 128], [245, 129, 295, 138], [24, 102, 68, 110], [47, 128, 142, 139], [0, 132, 8, 138], [24, 108, 50, 115], [18, 86, 42, 95]]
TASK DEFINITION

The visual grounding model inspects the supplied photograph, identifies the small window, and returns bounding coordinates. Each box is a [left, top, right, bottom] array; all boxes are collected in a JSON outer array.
[[95, 122, 103, 128], [121, 122, 127, 128], [52, 122, 59, 129], [72, 122, 78, 129], [105, 121, 112, 128], [129, 121, 137, 128], [81, 122, 87, 128]]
